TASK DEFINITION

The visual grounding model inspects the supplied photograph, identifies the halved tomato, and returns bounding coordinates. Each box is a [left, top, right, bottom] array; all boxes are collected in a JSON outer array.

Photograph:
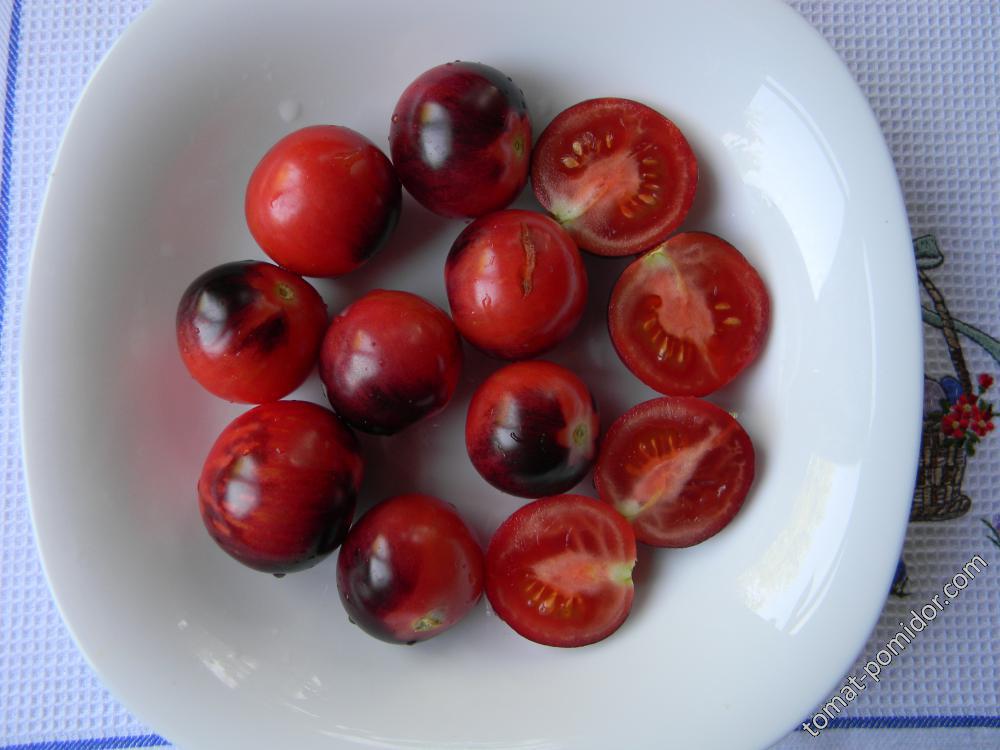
[[530, 97, 697, 256], [486, 494, 636, 647], [609, 232, 770, 397], [595, 397, 755, 548]]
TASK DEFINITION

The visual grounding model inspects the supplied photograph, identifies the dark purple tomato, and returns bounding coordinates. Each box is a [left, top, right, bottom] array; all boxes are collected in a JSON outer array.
[[465, 361, 599, 498], [319, 290, 463, 435], [445, 209, 587, 360], [176, 261, 327, 404], [389, 61, 531, 218], [246, 125, 401, 278], [337, 494, 484, 644], [198, 401, 363, 574]]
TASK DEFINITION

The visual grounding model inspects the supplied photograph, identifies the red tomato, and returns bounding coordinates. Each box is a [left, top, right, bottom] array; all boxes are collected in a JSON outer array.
[[445, 209, 587, 360], [176, 261, 327, 403], [245, 125, 401, 278], [198, 401, 363, 573], [531, 98, 697, 256], [389, 62, 531, 218], [319, 290, 463, 435], [337, 494, 484, 644], [594, 397, 754, 548], [486, 494, 636, 647], [609, 232, 769, 397], [466, 361, 599, 498]]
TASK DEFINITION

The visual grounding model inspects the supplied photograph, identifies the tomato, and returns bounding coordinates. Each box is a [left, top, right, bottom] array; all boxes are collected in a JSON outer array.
[[486, 494, 636, 647], [466, 361, 599, 498], [608, 232, 770, 397], [337, 494, 484, 644], [176, 261, 327, 403], [594, 397, 754, 548], [445, 209, 587, 360], [319, 290, 463, 435], [245, 125, 401, 278], [389, 61, 531, 218], [198, 401, 363, 573], [531, 97, 697, 256]]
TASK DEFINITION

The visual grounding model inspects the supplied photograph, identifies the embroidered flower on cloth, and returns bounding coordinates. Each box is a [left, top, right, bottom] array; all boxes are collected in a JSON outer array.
[[940, 372, 996, 455]]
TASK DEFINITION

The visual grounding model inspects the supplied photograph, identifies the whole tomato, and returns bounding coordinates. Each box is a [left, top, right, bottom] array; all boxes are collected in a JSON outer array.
[[445, 209, 587, 360], [246, 125, 401, 278], [389, 61, 531, 218], [319, 290, 463, 435], [176, 261, 327, 403], [337, 494, 484, 644], [466, 360, 599, 498], [198, 401, 363, 574]]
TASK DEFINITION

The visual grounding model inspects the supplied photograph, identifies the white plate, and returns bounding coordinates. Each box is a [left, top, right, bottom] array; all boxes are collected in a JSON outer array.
[[22, 0, 922, 748]]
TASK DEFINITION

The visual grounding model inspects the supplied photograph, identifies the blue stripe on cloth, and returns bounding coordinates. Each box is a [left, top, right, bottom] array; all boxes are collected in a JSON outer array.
[[4, 716, 999, 749], [0, 0, 20, 330], [807, 715, 1000, 730], [0, 736, 168, 750]]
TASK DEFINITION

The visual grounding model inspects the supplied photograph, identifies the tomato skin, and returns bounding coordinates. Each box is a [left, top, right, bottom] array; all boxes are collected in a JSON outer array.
[[609, 232, 770, 397], [486, 494, 636, 647], [176, 261, 327, 404], [466, 361, 599, 498], [531, 97, 697, 256], [246, 125, 401, 278], [445, 209, 587, 360], [389, 62, 531, 218], [198, 401, 363, 573], [594, 397, 755, 548], [319, 290, 463, 435], [336, 494, 484, 644]]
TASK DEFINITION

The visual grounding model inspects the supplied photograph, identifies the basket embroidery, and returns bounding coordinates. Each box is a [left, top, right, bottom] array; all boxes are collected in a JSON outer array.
[[891, 235, 998, 596]]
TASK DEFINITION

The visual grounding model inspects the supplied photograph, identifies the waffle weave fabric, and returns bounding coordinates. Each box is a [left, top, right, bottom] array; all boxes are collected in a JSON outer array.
[[0, 2, 996, 749]]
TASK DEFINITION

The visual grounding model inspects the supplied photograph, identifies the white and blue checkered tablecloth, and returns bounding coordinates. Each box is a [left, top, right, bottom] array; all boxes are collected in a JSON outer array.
[[1, 2, 998, 749]]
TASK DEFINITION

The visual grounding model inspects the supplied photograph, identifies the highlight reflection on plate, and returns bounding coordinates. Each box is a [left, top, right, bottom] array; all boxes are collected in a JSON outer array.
[[22, 1, 921, 748]]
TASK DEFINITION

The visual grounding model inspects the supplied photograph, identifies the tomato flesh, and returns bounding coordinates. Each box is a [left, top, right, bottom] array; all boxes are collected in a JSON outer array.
[[595, 397, 754, 548], [609, 232, 770, 396], [486, 494, 636, 647], [531, 98, 697, 256]]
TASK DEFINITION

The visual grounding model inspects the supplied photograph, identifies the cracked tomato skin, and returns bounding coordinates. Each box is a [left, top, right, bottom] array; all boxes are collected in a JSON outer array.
[[389, 61, 531, 218], [445, 209, 587, 360], [176, 261, 327, 403], [319, 290, 463, 435], [594, 397, 755, 547], [198, 401, 363, 573], [466, 361, 599, 498], [531, 97, 697, 256], [486, 494, 637, 647], [246, 125, 401, 277], [609, 232, 770, 397], [336, 494, 484, 644]]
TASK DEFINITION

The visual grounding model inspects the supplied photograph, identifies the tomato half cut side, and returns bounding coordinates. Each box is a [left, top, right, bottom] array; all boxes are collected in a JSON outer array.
[[595, 397, 755, 548], [531, 97, 697, 257], [486, 494, 636, 647], [609, 232, 770, 397]]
